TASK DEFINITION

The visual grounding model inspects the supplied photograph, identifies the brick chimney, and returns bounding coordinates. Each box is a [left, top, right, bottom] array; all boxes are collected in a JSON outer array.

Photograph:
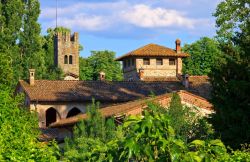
[[29, 69, 35, 86], [175, 39, 181, 53], [99, 71, 105, 81]]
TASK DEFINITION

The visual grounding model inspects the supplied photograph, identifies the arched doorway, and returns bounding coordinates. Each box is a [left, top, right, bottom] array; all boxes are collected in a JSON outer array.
[[46, 107, 57, 127], [66, 107, 81, 118]]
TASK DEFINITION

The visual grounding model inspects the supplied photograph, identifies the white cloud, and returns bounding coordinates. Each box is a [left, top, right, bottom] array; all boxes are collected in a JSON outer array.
[[120, 4, 196, 29], [40, 1, 214, 36], [57, 14, 110, 31]]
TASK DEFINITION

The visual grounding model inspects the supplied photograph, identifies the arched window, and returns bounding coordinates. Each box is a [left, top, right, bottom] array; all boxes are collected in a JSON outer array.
[[64, 55, 68, 64], [69, 55, 73, 64], [46, 107, 57, 127], [66, 107, 81, 118]]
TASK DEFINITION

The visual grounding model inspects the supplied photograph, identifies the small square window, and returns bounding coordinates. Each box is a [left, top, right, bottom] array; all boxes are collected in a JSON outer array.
[[143, 58, 150, 65], [156, 58, 163, 65], [169, 58, 176, 65]]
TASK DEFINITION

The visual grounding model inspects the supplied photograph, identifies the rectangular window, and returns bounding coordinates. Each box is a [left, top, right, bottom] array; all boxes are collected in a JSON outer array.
[[128, 59, 131, 67], [131, 59, 135, 66], [123, 60, 127, 68], [169, 58, 176, 65], [143, 58, 150, 65], [156, 58, 163, 65]]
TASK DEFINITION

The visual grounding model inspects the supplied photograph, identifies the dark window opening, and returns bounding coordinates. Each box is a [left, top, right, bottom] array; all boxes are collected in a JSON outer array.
[[66, 107, 81, 118], [143, 58, 150, 65], [128, 59, 131, 67], [169, 58, 176, 65], [46, 107, 57, 127], [156, 58, 163, 65], [131, 59, 135, 66], [123, 60, 127, 68], [69, 55, 73, 64], [64, 55, 68, 64]]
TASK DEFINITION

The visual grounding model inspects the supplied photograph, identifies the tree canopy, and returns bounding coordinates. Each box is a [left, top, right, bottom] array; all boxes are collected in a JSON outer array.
[[182, 37, 222, 75], [209, 0, 250, 148], [79, 50, 123, 81]]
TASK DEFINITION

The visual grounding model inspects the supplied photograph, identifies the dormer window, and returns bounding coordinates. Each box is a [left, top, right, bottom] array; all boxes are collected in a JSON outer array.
[[143, 58, 150, 65], [156, 58, 163, 65]]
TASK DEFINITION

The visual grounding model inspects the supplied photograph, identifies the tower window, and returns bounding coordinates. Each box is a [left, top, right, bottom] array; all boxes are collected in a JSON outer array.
[[156, 58, 163, 65], [64, 55, 68, 64], [169, 58, 176, 65], [143, 58, 150, 65], [69, 55, 73, 64]]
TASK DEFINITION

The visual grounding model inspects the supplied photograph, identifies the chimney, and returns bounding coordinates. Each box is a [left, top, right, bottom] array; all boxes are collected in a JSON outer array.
[[99, 71, 105, 81], [175, 39, 181, 53], [29, 69, 35, 86]]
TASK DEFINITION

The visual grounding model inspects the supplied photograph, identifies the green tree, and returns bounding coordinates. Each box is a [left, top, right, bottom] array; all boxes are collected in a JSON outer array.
[[19, 0, 46, 79], [209, 0, 250, 148], [0, 0, 24, 85], [63, 101, 118, 161], [0, 85, 57, 161], [182, 37, 222, 75], [80, 50, 123, 81], [79, 57, 93, 80]]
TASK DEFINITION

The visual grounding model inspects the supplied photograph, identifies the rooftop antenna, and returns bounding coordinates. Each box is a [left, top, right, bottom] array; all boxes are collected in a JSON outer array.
[[56, 0, 58, 28]]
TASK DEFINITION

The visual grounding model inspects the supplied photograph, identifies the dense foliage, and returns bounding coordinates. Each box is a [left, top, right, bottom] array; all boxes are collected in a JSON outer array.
[[62, 94, 250, 161], [79, 50, 123, 81], [182, 37, 222, 75], [0, 85, 57, 161], [63, 101, 120, 161], [209, 0, 250, 148]]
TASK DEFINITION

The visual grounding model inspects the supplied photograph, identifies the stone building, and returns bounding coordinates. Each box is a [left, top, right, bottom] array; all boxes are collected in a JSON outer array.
[[16, 33, 212, 130], [54, 31, 79, 80], [116, 39, 189, 81], [16, 69, 183, 127]]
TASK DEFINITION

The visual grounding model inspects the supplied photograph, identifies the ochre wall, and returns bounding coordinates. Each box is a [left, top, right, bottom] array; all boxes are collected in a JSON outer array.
[[123, 57, 181, 80], [54, 32, 79, 77]]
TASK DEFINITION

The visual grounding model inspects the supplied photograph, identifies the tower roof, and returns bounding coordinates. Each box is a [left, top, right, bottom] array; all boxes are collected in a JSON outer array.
[[116, 43, 189, 61]]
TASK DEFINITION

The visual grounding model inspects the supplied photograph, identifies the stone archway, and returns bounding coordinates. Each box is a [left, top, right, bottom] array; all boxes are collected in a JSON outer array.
[[66, 107, 81, 118], [46, 107, 59, 127]]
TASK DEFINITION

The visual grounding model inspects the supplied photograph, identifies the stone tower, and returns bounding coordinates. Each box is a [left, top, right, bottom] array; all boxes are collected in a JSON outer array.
[[54, 31, 79, 80]]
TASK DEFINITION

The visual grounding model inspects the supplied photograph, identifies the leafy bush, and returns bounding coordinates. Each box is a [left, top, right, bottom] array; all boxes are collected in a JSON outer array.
[[0, 86, 57, 161], [62, 97, 249, 161]]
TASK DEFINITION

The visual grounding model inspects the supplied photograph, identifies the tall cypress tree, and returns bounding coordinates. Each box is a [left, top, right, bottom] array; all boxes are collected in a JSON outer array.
[[19, 0, 46, 79]]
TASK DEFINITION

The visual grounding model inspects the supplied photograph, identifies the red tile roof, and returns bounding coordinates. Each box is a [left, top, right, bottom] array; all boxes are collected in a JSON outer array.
[[18, 80, 183, 102], [116, 43, 189, 61], [50, 90, 213, 128]]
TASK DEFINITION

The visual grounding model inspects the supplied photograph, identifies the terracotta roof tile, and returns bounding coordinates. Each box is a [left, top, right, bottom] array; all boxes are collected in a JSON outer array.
[[116, 43, 189, 61], [50, 90, 213, 128], [18, 80, 183, 102]]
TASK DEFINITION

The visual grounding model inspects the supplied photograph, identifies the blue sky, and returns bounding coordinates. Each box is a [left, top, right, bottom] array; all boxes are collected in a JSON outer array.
[[39, 0, 221, 58]]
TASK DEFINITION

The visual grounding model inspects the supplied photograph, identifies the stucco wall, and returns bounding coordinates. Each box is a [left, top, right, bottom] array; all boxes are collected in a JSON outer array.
[[30, 102, 88, 128]]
